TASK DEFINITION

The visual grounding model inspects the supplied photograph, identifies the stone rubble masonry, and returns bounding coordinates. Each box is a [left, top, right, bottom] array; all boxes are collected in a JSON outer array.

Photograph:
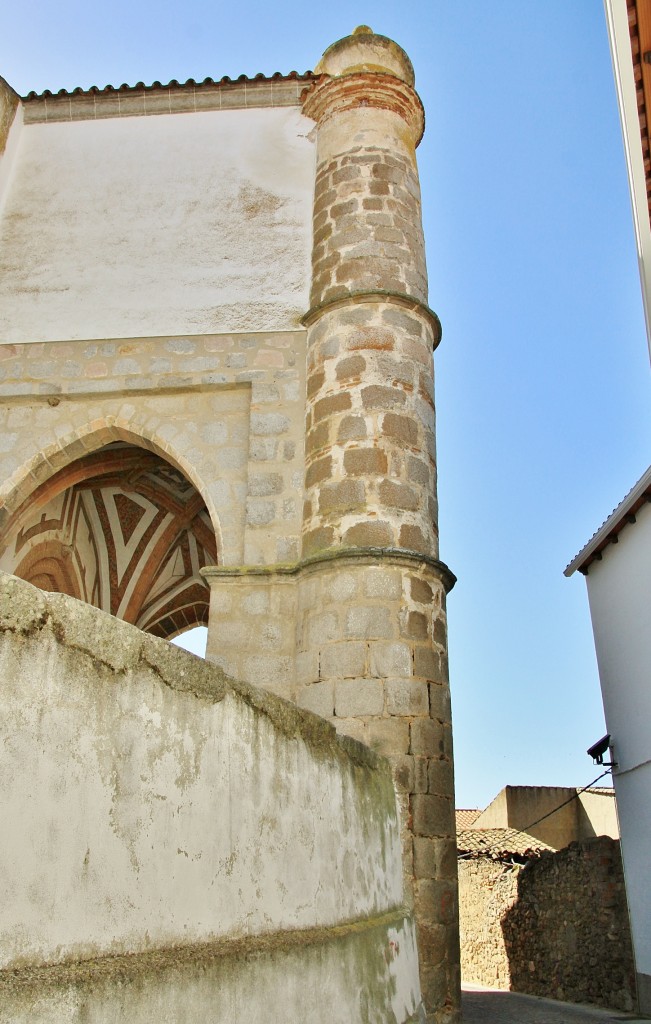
[[301, 301, 440, 560], [0, 76, 19, 155], [308, 143, 428, 307], [458, 837, 636, 1013]]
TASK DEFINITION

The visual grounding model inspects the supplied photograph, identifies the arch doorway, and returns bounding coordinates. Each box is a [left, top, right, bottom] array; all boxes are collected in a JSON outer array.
[[0, 442, 217, 639]]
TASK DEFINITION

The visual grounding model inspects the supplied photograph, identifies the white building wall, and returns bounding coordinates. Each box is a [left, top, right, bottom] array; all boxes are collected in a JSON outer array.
[[0, 106, 315, 343], [605, 0, 651, 363], [585, 501, 651, 997]]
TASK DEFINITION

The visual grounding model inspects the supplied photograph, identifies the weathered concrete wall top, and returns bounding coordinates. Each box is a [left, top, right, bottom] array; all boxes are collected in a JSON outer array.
[[0, 106, 314, 343], [0, 571, 410, 972]]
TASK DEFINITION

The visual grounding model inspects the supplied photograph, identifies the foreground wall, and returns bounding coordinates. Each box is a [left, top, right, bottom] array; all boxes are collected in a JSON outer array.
[[459, 837, 635, 1012], [0, 572, 424, 1023]]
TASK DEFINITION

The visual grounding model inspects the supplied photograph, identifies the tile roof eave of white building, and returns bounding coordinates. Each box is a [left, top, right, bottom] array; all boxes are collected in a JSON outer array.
[[565, 464, 651, 577]]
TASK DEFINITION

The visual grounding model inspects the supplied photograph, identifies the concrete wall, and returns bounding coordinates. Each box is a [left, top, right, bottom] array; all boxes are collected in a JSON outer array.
[[471, 789, 508, 832], [459, 838, 636, 1012], [0, 571, 424, 1023], [475, 786, 579, 849], [474, 785, 618, 849], [586, 500, 651, 1011], [0, 105, 314, 343], [577, 789, 619, 840]]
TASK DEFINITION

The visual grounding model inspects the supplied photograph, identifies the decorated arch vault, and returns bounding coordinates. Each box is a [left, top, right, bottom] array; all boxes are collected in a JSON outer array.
[[1, 441, 217, 636]]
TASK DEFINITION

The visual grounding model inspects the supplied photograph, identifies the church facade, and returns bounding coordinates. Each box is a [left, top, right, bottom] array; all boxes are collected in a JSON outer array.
[[0, 29, 458, 1021]]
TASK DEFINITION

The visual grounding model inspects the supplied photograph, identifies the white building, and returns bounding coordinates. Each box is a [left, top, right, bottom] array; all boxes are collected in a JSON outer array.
[[567, 6, 651, 1012], [566, 472, 651, 1014]]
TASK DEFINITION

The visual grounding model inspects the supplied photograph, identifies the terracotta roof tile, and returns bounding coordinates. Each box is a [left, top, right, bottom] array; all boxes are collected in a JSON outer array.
[[22, 71, 315, 102], [455, 808, 481, 829], [457, 827, 553, 859]]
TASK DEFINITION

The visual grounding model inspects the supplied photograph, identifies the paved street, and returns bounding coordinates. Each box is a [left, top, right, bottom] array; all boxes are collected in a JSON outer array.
[[462, 985, 649, 1024]]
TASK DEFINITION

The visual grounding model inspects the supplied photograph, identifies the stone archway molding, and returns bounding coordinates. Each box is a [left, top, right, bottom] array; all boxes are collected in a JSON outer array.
[[0, 417, 224, 564]]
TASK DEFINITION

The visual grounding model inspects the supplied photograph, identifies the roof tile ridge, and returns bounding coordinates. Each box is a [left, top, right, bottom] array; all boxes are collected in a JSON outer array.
[[23, 69, 317, 102]]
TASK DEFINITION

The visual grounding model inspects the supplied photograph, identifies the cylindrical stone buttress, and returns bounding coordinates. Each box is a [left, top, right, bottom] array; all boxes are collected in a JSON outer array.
[[299, 28, 460, 1024]]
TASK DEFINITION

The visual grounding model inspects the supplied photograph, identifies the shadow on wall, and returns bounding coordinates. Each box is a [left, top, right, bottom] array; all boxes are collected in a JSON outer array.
[[500, 837, 636, 1012]]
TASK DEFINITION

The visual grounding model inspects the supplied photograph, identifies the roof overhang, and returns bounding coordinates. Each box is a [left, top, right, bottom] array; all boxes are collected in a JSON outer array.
[[565, 464, 651, 575]]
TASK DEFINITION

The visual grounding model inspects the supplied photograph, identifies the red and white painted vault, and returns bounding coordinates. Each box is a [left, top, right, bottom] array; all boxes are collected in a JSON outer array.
[[1, 443, 216, 638]]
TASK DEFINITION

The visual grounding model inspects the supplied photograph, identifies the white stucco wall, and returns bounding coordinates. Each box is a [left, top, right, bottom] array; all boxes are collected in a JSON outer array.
[[605, 0, 651, 363], [0, 106, 314, 343], [0, 574, 403, 966], [585, 501, 651, 981], [0, 572, 423, 1022]]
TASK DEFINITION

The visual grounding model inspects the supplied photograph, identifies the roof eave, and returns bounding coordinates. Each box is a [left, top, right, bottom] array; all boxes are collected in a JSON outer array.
[[565, 464, 651, 577]]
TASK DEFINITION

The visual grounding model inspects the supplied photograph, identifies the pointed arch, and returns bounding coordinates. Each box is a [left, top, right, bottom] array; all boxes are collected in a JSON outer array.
[[0, 417, 223, 563], [0, 421, 222, 642]]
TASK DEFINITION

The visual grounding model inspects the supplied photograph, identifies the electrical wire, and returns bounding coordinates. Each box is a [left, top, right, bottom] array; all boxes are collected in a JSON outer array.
[[519, 768, 613, 835]]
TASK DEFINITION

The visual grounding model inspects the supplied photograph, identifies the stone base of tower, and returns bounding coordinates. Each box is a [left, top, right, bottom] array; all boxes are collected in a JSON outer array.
[[204, 546, 460, 1022]]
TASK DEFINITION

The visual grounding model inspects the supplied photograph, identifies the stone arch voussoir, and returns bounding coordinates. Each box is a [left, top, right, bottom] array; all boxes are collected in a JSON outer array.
[[0, 417, 223, 564]]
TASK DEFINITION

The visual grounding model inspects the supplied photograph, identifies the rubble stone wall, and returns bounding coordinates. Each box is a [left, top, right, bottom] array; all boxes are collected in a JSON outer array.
[[459, 837, 636, 1012], [458, 858, 518, 989]]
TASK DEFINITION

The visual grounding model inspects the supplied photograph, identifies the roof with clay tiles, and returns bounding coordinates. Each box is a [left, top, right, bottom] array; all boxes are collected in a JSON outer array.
[[22, 70, 316, 101], [19, 71, 317, 124], [627, 0, 651, 223], [457, 827, 553, 859], [455, 809, 481, 830]]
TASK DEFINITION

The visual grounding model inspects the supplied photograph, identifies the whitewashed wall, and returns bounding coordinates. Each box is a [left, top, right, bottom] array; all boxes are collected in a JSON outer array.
[[585, 501, 651, 1008], [0, 572, 423, 1023], [0, 106, 314, 343]]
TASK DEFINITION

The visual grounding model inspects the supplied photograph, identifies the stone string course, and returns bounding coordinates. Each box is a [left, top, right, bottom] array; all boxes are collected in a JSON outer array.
[[459, 836, 636, 1012]]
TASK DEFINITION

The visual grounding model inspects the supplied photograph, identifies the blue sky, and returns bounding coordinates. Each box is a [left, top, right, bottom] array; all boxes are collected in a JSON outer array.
[[3, 2, 650, 807]]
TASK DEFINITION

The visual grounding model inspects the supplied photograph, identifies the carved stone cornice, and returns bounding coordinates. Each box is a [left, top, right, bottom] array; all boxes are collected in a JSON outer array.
[[301, 72, 424, 146], [202, 546, 456, 594]]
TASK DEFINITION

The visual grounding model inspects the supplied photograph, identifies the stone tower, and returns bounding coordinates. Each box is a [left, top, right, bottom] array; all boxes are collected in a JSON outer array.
[[206, 29, 459, 1020], [0, 28, 458, 1023], [301, 29, 460, 1018]]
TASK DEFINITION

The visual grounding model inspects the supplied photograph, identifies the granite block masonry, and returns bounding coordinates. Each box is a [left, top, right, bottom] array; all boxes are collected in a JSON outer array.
[[0, 25, 458, 1023]]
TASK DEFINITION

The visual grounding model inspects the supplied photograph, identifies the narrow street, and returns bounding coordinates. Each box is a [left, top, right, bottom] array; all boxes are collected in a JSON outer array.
[[462, 985, 649, 1024]]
